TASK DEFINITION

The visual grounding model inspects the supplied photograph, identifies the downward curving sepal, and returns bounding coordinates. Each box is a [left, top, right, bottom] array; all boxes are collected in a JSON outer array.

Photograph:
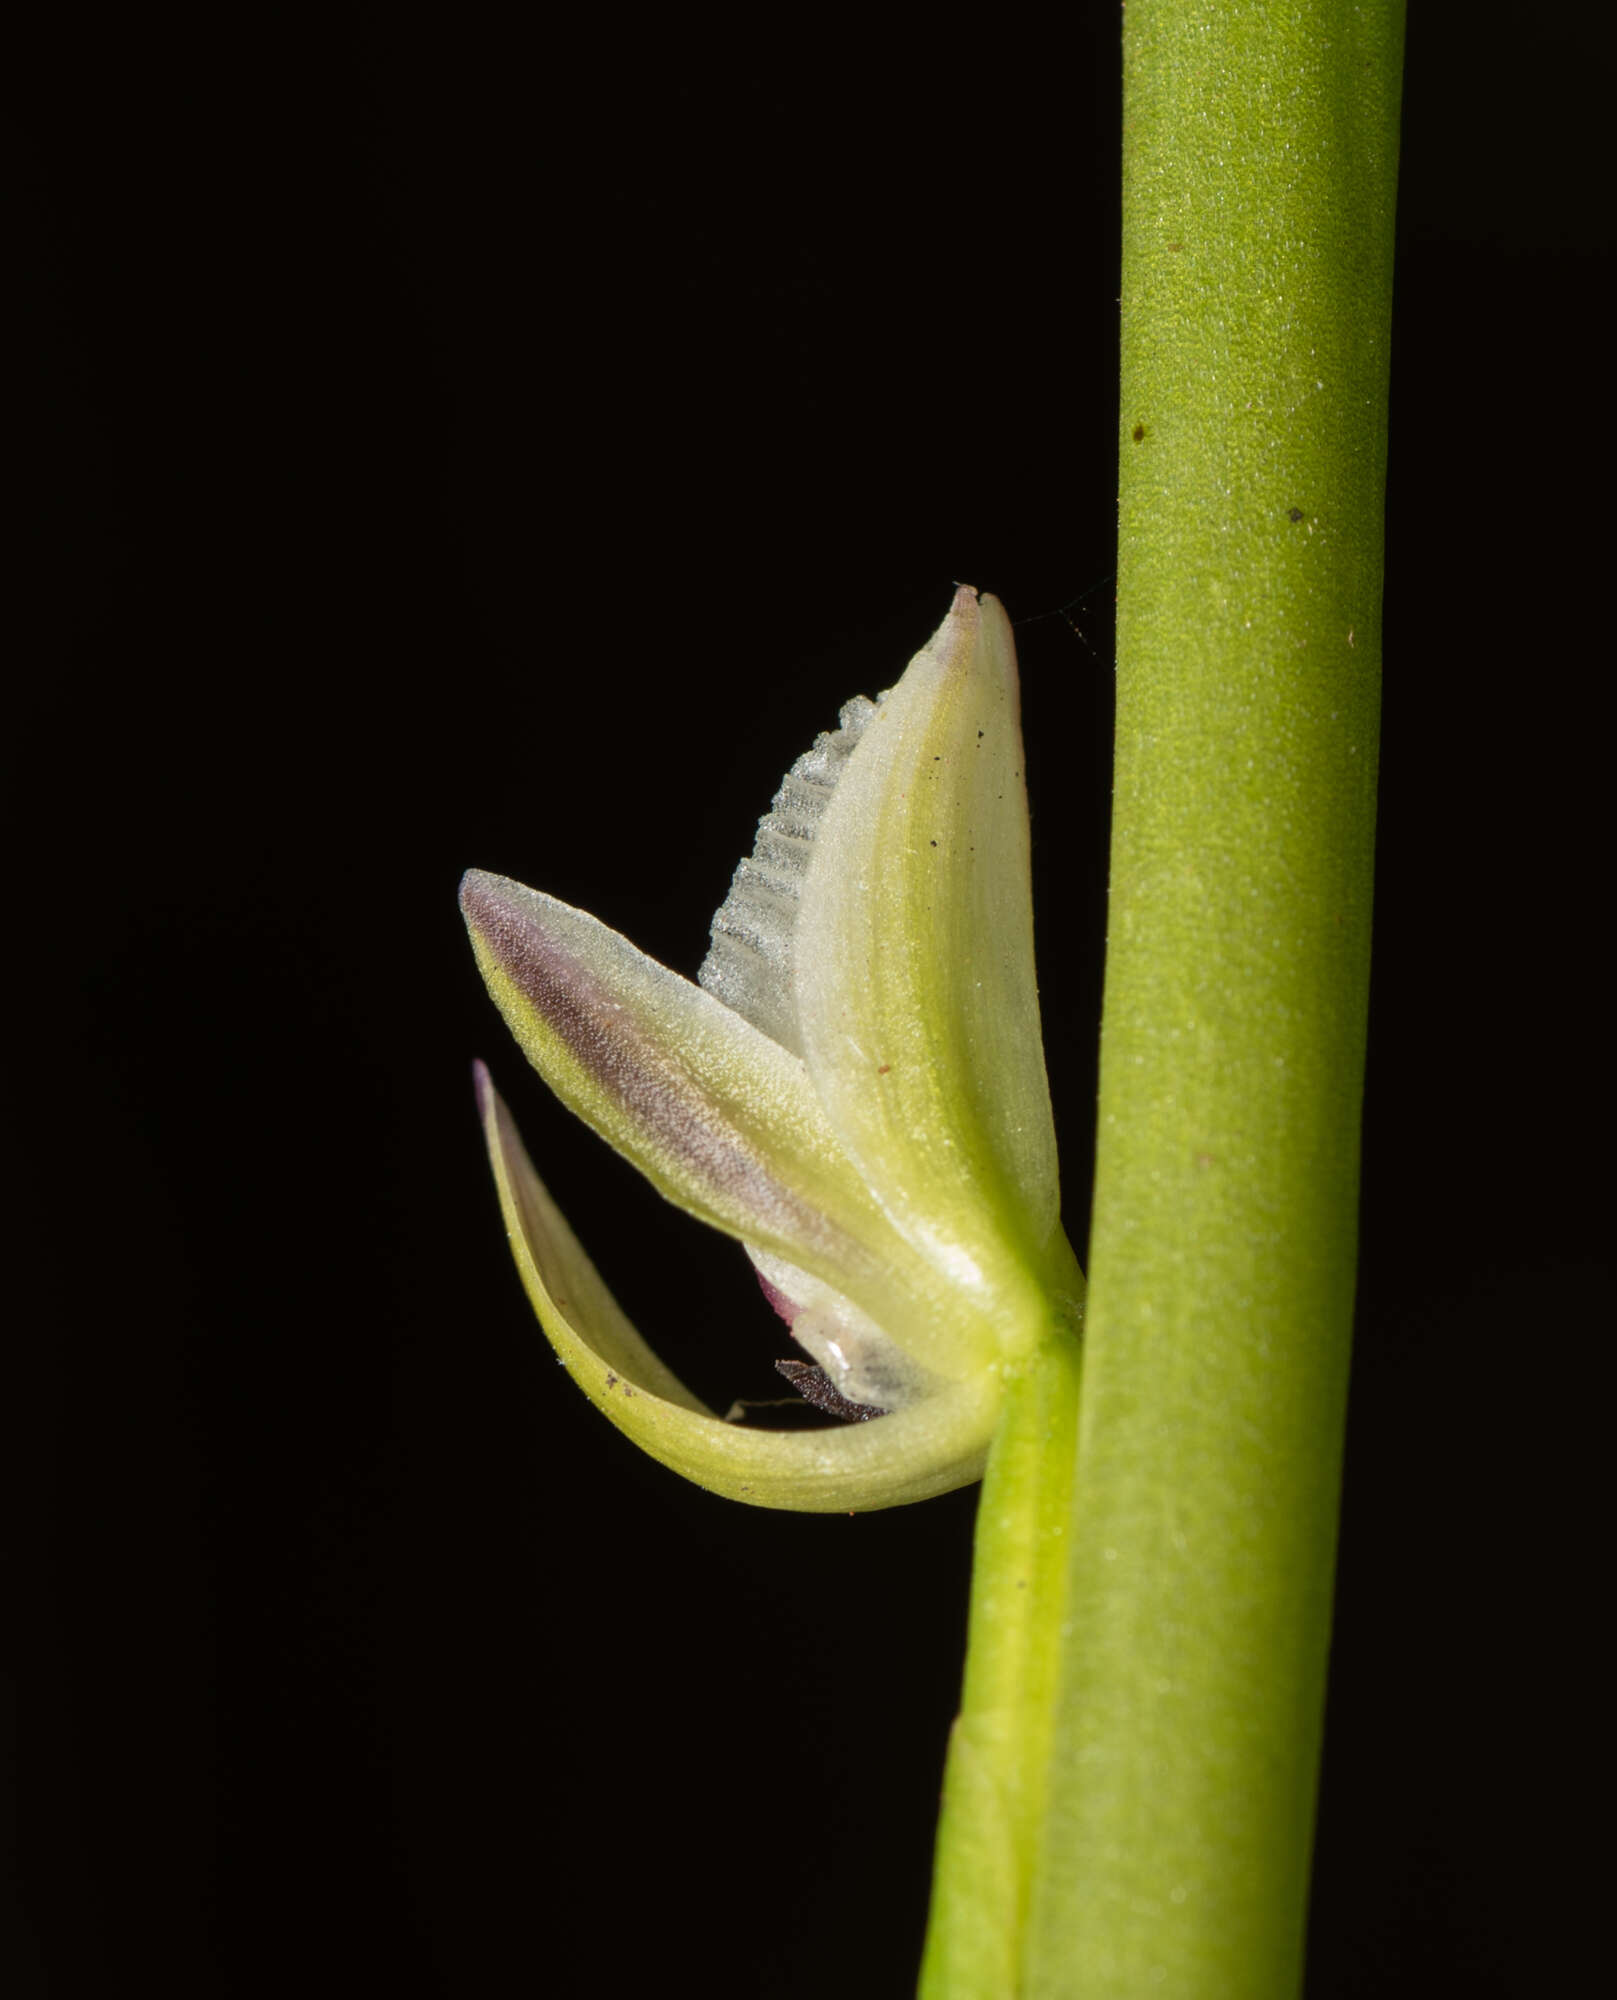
[[473, 1062, 999, 1511]]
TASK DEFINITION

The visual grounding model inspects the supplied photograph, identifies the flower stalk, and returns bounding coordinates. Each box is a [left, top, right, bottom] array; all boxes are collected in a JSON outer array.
[[919, 1324, 1083, 1997]]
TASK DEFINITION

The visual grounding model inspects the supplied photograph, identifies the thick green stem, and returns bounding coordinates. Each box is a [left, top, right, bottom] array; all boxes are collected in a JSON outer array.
[[920, 4, 1404, 1993], [1020, 6, 1404, 1996]]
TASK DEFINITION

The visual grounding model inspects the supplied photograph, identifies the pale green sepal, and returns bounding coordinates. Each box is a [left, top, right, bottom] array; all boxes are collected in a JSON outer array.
[[461, 870, 989, 1380], [793, 588, 1062, 1332], [474, 1062, 1000, 1511]]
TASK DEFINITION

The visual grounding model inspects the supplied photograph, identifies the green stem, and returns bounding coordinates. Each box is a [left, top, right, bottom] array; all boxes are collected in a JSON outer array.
[[1026, 6, 1404, 1996], [920, 1273, 1084, 2000], [919, 4, 1403, 1994]]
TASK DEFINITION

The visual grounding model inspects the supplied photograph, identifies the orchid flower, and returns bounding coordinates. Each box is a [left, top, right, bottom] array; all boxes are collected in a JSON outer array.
[[460, 587, 1083, 1512]]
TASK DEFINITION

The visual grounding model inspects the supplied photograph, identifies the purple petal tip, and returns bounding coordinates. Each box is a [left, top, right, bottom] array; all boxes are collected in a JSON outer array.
[[460, 868, 496, 920]]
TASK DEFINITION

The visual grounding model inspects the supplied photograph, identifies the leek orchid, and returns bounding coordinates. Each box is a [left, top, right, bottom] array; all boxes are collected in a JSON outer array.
[[461, 587, 1082, 1511]]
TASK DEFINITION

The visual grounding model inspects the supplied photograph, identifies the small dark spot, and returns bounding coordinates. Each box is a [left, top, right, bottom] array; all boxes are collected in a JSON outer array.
[[1286, 506, 1305, 523], [877, 1063, 891, 1074], [1132, 422, 1146, 443], [930, 838, 938, 847], [604, 1372, 617, 1390], [977, 730, 984, 739]]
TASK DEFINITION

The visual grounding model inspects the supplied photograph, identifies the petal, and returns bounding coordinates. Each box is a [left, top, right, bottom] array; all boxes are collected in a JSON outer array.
[[473, 1063, 999, 1511], [461, 871, 992, 1380], [745, 1245, 943, 1411], [792, 588, 1064, 1336], [698, 690, 882, 1057]]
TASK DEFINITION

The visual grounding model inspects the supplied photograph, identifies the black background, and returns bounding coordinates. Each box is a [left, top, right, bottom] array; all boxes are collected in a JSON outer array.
[[16, 10, 1609, 1996]]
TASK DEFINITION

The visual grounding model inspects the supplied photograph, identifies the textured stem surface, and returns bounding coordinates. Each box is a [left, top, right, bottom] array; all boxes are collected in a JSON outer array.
[[1022, 5, 1404, 1995]]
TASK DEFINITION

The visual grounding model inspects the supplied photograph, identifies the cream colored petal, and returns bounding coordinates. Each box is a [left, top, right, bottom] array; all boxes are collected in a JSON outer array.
[[462, 869, 990, 1380], [474, 1063, 998, 1512], [745, 1245, 944, 1412], [792, 589, 1063, 1341]]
